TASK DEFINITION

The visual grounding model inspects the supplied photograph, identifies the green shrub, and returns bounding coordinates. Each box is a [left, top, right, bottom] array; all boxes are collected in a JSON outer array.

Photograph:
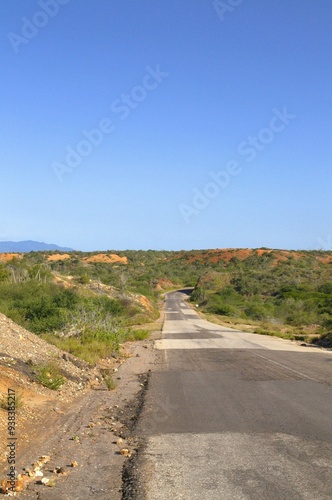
[[206, 299, 237, 316], [35, 362, 65, 390], [78, 274, 90, 284], [244, 304, 268, 321], [102, 373, 116, 391], [0, 265, 9, 282], [317, 283, 332, 294], [127, 329, 149, 341], [0, 282, 77, 333], [190, 286, 206, 303]]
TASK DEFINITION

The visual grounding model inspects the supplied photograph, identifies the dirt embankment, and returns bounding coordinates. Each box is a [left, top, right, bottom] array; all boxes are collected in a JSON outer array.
[[0, 313, 102, 478], [0, 312, 163, 498]]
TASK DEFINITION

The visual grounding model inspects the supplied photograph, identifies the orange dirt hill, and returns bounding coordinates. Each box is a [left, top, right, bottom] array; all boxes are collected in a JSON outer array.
[[47, 253, 71, 262], [0, 253, 23, 262], [83, 253, 128, 264]]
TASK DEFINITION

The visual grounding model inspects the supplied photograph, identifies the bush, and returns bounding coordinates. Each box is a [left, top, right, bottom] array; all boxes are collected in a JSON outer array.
[[24, 296, 65, 333], [244, 304, 268, 321], [127, 329, 149, 341], [96, 296, 125, 316], [312, 331, 332, 347], [318, 282, 332, 294], [0, 282, 78, 333], [35, 362, 65, 390], [102, 372, 116, 391], [206, 297, 237, 316], [0, 265, 9, 282], [190, 286, 206, 303], [78, 274, 90, 284]]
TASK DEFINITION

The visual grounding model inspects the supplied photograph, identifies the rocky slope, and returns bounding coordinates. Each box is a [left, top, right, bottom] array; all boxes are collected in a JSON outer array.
[[0, 312, 102, 475]]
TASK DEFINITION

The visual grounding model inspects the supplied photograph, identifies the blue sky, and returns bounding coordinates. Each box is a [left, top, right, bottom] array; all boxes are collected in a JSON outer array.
[[1, 0, 332, 251]]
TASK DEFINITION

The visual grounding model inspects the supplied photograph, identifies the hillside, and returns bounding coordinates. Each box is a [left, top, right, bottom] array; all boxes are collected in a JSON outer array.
[[0, 248, 331, 351], [168, 247, 332, 266], [0, 309, 160, 496], [0, 311, 100, 474], [186, 249, 332, 347]]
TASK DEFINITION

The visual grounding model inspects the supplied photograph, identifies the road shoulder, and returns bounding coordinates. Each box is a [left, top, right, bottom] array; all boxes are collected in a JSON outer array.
[[10, 335, 163, 499]]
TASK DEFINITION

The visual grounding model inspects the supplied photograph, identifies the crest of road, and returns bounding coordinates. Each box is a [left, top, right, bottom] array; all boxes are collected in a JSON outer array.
[[136, 290, 332, 499]]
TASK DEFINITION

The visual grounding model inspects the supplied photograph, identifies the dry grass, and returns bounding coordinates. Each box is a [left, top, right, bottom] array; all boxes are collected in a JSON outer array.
[[0, 391, 24, 411], [201, 312, 317, 342]]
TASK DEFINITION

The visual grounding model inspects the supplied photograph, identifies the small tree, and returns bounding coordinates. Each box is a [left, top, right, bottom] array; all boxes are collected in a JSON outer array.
[[0, 264, 9, 282]]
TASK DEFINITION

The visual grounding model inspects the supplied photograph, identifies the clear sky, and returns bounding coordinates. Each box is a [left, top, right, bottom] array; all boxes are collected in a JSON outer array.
[[2, 0, 332, 251]]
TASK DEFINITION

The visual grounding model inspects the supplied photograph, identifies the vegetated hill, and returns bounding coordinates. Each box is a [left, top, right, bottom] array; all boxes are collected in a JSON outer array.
[[186, 249, 332, 347], [0, 240, 74, 253], [0, 247, 331, 349], [0, 250, 160, 365], [168, 247, 332, 266]]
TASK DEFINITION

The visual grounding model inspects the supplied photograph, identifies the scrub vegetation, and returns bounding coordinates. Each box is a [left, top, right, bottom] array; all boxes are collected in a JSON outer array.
[[0, 248, 331, 362]]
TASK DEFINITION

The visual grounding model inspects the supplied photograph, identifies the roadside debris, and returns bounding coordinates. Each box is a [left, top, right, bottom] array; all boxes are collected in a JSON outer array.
[[120, 448, 132, 458], [0, 454, 79, 495]]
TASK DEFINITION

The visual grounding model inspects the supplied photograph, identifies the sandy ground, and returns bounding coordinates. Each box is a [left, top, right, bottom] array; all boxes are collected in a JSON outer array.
[[0, 336, 162, 499]]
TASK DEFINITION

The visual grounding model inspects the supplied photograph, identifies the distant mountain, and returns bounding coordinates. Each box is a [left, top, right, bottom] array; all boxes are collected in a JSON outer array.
[[0, 241, 74, 253]]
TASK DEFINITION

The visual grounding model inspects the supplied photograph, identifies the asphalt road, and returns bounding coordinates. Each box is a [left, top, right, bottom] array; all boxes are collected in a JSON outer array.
[[136, 291, 332, 500]]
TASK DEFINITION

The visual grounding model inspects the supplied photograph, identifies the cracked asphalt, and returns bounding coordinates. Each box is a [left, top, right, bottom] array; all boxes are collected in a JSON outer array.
[[135, 291, 332, 499]]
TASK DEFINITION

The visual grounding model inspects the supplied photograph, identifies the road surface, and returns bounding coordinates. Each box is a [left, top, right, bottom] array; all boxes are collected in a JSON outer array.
[[136, 291, 332, 499]]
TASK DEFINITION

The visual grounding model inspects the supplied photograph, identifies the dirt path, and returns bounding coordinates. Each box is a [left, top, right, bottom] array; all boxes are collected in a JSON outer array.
[[1, 335, 163, 499]]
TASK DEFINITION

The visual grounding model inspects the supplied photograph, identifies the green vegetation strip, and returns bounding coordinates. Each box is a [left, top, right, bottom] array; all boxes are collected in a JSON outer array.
[[0, 248, 331, 363]]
